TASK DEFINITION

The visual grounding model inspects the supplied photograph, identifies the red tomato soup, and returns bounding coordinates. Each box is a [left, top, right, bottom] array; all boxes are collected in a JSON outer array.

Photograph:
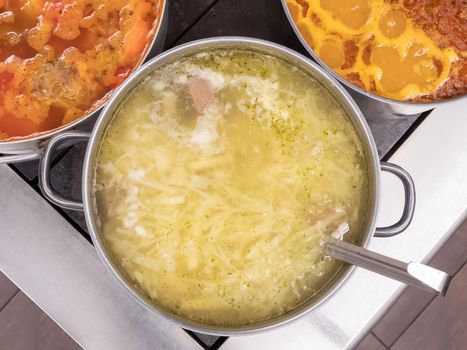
[[0, 0, 162, 140]]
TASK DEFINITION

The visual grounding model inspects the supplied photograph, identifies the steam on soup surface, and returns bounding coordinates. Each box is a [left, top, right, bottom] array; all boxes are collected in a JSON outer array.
[[95, 49, 368, 325]]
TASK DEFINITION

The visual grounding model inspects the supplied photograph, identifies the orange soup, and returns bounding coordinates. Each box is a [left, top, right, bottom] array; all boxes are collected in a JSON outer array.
[[0, 0, 162, 140], [286, 0, 466, 102]]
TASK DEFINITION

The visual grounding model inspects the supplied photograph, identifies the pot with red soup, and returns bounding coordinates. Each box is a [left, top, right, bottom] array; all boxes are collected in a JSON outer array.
[[0, 0, 167, 163]]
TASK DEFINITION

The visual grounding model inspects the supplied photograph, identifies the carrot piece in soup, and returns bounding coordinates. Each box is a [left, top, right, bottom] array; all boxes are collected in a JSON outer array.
[[124, 21, 149, 58], [122, 2, 152, 60], [123, 20, 150, 59]]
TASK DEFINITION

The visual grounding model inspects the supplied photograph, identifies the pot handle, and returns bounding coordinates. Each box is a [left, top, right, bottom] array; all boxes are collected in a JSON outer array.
[[0, 149, 43, 164], [375, 162, 416, 237], [39, 131, 91, 211]]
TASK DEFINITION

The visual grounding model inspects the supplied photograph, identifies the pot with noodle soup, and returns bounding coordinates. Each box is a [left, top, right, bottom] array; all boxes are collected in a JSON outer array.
[[38, 38, 416, 335], [282, 0, 467, 115], [0, 0, 167, 163]]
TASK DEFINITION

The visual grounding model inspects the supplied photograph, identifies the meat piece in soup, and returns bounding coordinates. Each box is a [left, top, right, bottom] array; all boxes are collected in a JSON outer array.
[[187, 76, 216, 114], [94, 49, 369, 326]]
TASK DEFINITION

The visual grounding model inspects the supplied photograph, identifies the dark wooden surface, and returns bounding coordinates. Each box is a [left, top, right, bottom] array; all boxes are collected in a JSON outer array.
[[0, 289, 83, 350], [355, 220, 467, 350], [371, 220, 467, 346], [355, 333, 386, 350], [0, 273, 18, 311], [2, 0, 462, 349], [392, 264, 467, 350]]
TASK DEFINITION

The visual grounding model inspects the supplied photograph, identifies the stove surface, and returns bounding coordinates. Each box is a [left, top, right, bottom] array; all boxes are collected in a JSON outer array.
[[3, 1, 436, 349]]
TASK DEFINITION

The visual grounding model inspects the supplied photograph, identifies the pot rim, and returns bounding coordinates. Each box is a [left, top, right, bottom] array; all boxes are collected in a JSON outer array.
[[280, 0, 467, 109], [82, 36, 381, 336], [0, 0, 168, 148]]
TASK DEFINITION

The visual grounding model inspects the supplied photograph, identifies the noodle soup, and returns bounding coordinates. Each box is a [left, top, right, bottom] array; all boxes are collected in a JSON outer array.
[[94, 49, 368, 325]]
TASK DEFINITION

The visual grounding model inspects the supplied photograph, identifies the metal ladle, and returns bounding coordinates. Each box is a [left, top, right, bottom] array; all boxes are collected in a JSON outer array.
[[324, 238, 451, 296]]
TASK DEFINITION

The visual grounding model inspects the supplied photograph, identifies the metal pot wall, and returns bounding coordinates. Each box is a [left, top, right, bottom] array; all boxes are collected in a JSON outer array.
[[38, 37, 416, 335], [0, 0, 168, 164], [280, 0, 466, 115]]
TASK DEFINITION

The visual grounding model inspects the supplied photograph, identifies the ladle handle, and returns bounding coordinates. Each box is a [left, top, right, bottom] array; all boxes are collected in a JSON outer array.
[[324, 239, 451, 296]]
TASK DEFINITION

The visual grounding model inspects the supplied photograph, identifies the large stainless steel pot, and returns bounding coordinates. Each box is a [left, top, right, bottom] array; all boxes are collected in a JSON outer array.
[[280, 0, 466, 115], [0, 0, 168, 164], [38, 37, 416, 335]]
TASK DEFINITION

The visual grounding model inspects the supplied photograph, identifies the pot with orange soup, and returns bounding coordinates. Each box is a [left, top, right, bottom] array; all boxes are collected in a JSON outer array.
[[282, 0, 466, 114], [0, 0, 167, 163]]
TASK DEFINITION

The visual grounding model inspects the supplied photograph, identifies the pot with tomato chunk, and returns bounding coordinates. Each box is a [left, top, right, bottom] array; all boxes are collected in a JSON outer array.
[[0, 0, 167, 163]]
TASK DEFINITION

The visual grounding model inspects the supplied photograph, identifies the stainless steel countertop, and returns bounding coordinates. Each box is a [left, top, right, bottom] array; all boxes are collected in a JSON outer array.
[[0, 168, 200, 350]]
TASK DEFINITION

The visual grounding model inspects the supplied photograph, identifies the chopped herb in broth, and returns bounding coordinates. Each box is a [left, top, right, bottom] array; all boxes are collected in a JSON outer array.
[[94, 49, 368, 325]]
